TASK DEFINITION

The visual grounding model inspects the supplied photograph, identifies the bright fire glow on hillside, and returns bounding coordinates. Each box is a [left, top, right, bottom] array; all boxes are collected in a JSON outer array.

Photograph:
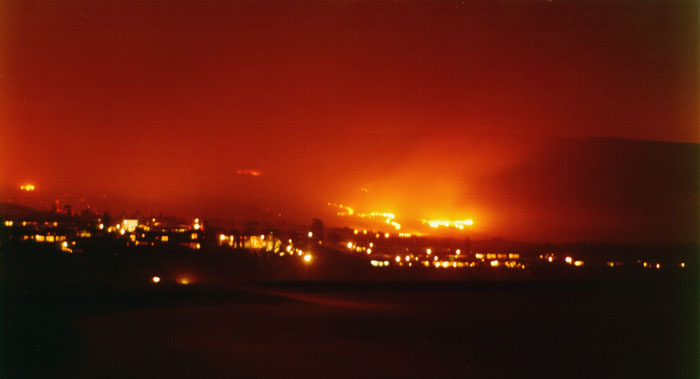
[[328, 202, 474, 234], [235, 169, 262, 177], [421, 219, 474, 230]]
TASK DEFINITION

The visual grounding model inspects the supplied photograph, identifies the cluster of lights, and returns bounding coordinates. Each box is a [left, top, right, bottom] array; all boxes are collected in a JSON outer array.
[[329, 202, 354, 216], [373, 248, 531, 270], [9, 215, 691, 273], [346, 241, 375, 254], [150, 275, 190, 285], [540, 254, 583, 267], [438, 261, 476, 268], [220, 233, 231, 241], [421, 219, 473, 230], [332, 204, 477, 234], [345, 240, 381, 254], [383, 258, 526, 269], [640, 261, 663, 269], [105, 219, 140, 236], [60, 241, 73, 253], [100, 219, 202, 250], [19, 184, 36, 191], [357, 212, 396, 220], [370, 259, 391, 267], [357, 212, 401, 230], [563, 256, 584, 266]]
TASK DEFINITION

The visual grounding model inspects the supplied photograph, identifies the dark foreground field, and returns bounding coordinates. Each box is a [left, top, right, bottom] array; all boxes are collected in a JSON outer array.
[[1, 279, 697, 379]]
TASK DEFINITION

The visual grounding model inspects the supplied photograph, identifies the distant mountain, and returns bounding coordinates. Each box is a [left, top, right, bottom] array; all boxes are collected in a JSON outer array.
[[472, 137, 698, 243]]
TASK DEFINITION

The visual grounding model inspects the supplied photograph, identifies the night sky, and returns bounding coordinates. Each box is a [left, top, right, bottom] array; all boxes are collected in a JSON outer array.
[[1, 0, 697, 242]]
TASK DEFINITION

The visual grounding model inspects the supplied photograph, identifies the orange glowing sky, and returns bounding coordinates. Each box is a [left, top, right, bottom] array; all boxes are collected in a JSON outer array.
[[0, 0, 697, 243]]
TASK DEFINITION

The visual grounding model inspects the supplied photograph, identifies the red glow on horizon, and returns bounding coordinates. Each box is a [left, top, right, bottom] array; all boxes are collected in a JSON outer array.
[[0, 0, 696, 244]]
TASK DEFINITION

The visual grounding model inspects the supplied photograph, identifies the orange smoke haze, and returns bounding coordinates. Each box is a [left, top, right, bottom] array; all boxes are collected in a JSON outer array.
[[0, 0, 697, 243]]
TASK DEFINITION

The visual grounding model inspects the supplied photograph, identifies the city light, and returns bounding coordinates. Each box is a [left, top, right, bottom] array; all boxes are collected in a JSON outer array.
[[60, 240, 72, 253], [2, 202, 686, 282], [370, 260, 390, 267], [20, 184, 36, 191]]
